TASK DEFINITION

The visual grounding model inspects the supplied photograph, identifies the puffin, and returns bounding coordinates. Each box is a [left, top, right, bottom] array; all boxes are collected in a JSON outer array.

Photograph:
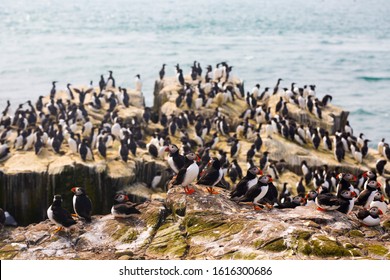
[[197, 157, 223, 194], [238, 174, 272, 210], [336, 172, 357, 196], [355, 180, 380, 209], [230, 166, 262, 199], [336, 190, 357, 214], [370, 191, 387, 214], [278, 182, 292, 204], [315, 185, 340, 211], [276, 195, 305, 209], [305, 190, 318, 207], [356, 206, 382, 227], [172, 152, 200, 195], [111, 193, 141, 218], [165, 144, 185, 174], [47, 195, 76, 233], [71, 187, 92, 223]]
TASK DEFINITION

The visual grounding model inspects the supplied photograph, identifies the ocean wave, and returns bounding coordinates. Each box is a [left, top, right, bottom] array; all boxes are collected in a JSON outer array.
[[357, 76, 390, 82], [351, 108, 376, 116]]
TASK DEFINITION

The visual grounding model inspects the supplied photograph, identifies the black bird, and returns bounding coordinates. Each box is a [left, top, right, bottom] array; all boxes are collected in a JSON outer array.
[[111, 193, 141, 218], [97, 137, 107, 158], [238, 174, 272, 210], [197, 157, 223, 194], [71, 187, 92, 223], [231, 166, 261, 199], [47, 195, 76, 233], [177, 69, 185, 87], [159, 64, 166, 80], [259, 151, 269, 170], [50, 81, 57, 99], [36, 96, 44, 112], [336, 190, 357, 215], [107, 70, 115, 88], [296, 177, 306, 196], [119, 139, 129, 162], [376, 159, 387, 176], [99, 75, 105, 92], [276, 195, 305, 209]]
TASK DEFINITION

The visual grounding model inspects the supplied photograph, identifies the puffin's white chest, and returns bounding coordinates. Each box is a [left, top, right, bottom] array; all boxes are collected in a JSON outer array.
[[253, 185, 269, 204]]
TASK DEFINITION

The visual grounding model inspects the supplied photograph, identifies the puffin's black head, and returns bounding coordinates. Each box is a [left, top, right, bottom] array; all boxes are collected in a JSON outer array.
[[71, 187, 86, 196], [369, 206, 383, 216], [53, 195, 62, 203], [366, 180, 381, 190], [340, 190, 357, 199], [248, 166, 262, 175], [114, 193, 129, 203]]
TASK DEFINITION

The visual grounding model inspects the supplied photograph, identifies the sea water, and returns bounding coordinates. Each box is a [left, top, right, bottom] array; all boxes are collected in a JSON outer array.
[[1, 0, 389, 145]]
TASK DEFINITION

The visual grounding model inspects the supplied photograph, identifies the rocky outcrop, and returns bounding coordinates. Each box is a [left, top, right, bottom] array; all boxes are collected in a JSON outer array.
[[1, 184, 389, 260]]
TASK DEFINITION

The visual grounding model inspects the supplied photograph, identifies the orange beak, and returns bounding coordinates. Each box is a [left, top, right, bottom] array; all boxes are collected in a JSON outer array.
[[379, 209, 383, 215], [351, 191, 357, 197], [377, 182, 382, 188], [71, 187, 76, 193], [196, 154, 201, 162], [165, 147, 170, 152], [257, 168, 262, 175], [268, 177, 273, 182], [351, 175, 357, 182], [362, 171, 368, 178]]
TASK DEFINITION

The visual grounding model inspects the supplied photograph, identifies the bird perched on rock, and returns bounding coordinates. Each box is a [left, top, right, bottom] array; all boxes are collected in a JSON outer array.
[[356, 206, 382, 226], [238, 174, 272, 210], [166, 144, 185, 174], [336, 189, 357, 214], [111, 193, 141, 218], [370, 191, 387, 214], [47, 195, 76, 233], [71, 187, 92, 223], [355, 180, 381, 209], [172, 152, 200, 195], [197, 157, 223, 194], [276, 195, 305, 209], [231, 166, 262, 200]]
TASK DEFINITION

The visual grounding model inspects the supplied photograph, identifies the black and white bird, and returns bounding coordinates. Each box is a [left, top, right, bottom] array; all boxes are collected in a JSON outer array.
[[356, 180, 380, 209], [238, 174, 272, 210], [197, 157, 223, 195], [166, 144, 185, 174], [111, 193, 141, 218], [79, 139, 94, 161], [47, 195, 76, 233], [356, 206, 382, 227], [71, 187, 92, 223], [336, 190, 357, 214], [231, 166, 262, 200], [376, 159, 387, 176], [172, 153, 200, 195]]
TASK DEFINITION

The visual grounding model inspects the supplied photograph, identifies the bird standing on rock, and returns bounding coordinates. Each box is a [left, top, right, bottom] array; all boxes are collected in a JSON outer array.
[[166, 144, 185, 174], [172, 153, 200, 195], [238, 174, 273, 210], [231, 166, 262, 200], [197, 157, 223, 194], [71, 187, 92, 223], [47, 195, 76, 234]]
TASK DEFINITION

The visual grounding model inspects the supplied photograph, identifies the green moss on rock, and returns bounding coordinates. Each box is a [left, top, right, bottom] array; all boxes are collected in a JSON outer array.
[[366, 245, 389, 256], [310, 237, 349, 257], [222, 251, 258, 260], [262, 239, 287, 252], [349, 249, 362, 257], [293, 230, 313, 240], [348, 230, 365, 238]]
